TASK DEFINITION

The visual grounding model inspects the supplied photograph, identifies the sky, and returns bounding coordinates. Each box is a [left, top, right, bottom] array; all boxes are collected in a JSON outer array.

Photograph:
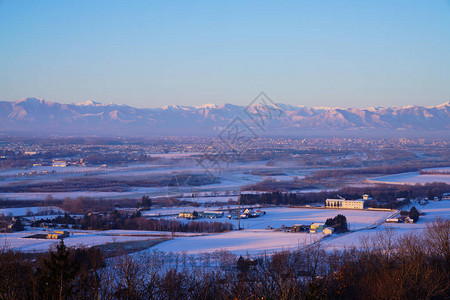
[[1, 0, 449, 108]]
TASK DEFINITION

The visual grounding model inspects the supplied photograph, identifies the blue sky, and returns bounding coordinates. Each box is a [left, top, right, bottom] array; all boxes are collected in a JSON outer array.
[[1, 0, 449, 108]]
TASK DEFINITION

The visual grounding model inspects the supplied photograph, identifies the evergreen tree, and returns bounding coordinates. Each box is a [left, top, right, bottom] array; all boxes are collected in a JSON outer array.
[[38, 240, 79, 299], [11, 218, 25, 231], [409, 206, 420, 223], [141, 195, 152, 209], [325, 214, 348, 233]]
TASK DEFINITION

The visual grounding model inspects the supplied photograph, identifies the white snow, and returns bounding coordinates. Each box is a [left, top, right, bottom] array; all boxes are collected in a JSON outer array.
[[0, 229, 170, 252], [145, 207, 394, 255], [147, 229, 322, 256], [0, 206, 64, 217], [171, 207, 394, 231], [321, 200, 450, 251], [368, 171, 450, 185]]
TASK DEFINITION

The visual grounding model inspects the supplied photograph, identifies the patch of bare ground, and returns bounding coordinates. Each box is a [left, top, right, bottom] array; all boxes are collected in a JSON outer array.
[[93, 237, 170, 257]]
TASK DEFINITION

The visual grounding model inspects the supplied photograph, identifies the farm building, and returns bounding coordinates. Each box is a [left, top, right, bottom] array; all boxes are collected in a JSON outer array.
[[386, 218, 400, 223], [291, 224, 309, 232], [179, 212, 198, 219], [310, 223, 326, 233], [200, 211, 224, 219], [46, 231, 69, 239], [323, 227, 334, 235]]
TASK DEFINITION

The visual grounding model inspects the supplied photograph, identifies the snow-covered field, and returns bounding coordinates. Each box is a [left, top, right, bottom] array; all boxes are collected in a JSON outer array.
[[320, 200, 450, 251], [145, 207, 395, 255], [2, 201, 448, 255], [148, 230, 322, 256], [367, 171, 450, 185], [173, 207, 395, 230], [0, 229, 173, 252], [0, 189, 164, 201], [422, 167, 450, 173], [148, 201, 449, 255], [0, 206, 64, 217]]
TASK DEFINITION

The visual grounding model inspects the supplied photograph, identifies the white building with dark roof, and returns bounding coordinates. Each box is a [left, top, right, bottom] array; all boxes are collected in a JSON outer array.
[[326, 195, 371, 210]]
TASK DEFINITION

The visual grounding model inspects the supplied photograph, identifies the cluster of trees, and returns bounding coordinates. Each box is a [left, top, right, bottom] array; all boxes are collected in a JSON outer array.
[[239, 192, 312, 206], [238, 183, 449, 209], [137, 196, 153, 209], [61, 197, 138, 214], [0, 215, 24, 232], [400, 206, 420, 223], [325, 214, 348, 233], [0, 241, 105, 299], [1, 218, 448, 299], [241, 178, 317, 192], [34, 211, 233, 233]]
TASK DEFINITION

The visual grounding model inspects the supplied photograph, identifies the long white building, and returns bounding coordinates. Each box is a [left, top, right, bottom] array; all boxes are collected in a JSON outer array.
[[325, 194, 370, 210]]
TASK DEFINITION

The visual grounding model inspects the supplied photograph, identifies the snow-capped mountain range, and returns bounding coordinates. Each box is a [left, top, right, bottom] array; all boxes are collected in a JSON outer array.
[[0, 98, 449, 137]]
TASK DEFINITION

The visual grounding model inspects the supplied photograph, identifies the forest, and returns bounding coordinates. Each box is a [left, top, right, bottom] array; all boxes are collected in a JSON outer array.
[[0, 218, 448, 299]]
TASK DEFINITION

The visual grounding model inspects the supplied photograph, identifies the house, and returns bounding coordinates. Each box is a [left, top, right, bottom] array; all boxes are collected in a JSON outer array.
[[46, 231, 69, 239], [291, 224, 309, 232], [243, 209, 262, 218], [200, 211, 224, 219], [405, 217, 415, 224], [386, 218, 400, 223], [310, 223, 325, 233], [52, 160, 67, 167], [178, 212, 198, 219], [323, 227, 334, 235]]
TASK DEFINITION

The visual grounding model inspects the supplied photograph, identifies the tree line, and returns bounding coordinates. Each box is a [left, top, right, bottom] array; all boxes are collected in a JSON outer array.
[[34, 210, 233, 233], [239, 183, 449, 208]]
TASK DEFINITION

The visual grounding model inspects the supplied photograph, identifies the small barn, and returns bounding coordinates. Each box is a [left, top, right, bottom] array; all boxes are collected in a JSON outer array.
[[291, 224, 309, 232], [46, 231, 69, 239], [323, 227, 334, 235]]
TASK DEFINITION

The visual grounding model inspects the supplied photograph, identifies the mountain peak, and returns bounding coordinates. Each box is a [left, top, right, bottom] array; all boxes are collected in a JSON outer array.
[[15, 97, 48, 105], [76, 100, 102, 106], [196, 103, 218, 109], [1, 98, 448, 136], [433, 101, 450, 108]]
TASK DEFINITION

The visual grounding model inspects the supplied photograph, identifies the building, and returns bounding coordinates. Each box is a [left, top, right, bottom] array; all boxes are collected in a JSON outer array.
[[310, 223, 325, 233], [386, 218, 400, 223], [326, 199, 365, 209], [200, 211, 224, 219], [405, 217, 415, 224], [323, 227, 334, 235], [178, 212, 198, 219], [46, 231, 69, 239], [291, 224, 309, 232], [52, 160, 67, 167], [326, 194, 370, 210]]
